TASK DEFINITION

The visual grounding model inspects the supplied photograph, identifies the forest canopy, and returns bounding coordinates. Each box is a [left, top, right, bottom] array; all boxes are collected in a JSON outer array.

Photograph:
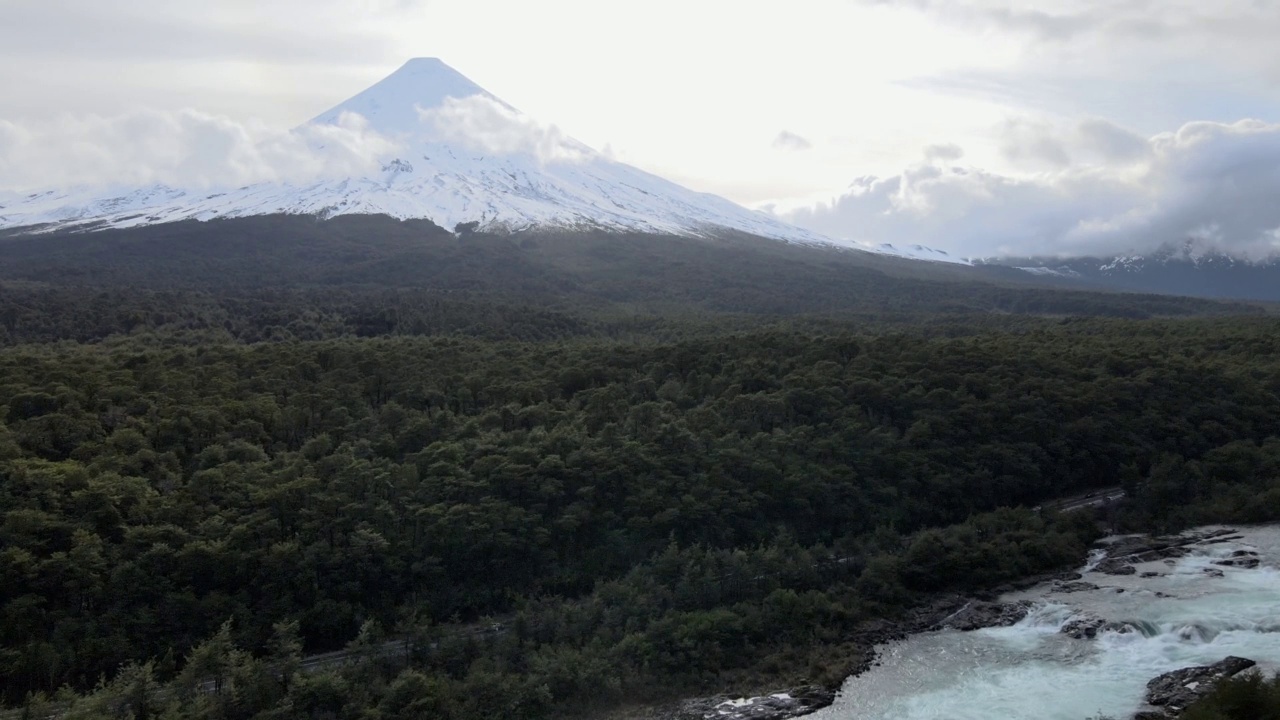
[[2, 219, 1278, 719]]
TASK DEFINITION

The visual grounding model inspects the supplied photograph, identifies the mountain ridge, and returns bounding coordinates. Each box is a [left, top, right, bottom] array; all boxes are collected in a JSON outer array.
[[981, 239, 1280, 301]]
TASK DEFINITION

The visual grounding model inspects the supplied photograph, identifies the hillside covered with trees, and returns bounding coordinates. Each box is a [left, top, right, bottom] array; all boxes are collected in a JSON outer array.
[[2, 219, 1279, 719]]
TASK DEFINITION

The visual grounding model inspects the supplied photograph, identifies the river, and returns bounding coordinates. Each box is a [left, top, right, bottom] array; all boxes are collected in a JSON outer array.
[[808, 525, 1280, 720]]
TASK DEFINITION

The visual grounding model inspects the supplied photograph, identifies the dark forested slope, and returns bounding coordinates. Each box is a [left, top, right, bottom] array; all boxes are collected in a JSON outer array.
[[0, 216, 1261, 343], [2, 219, 1278, 719], [3, 319, 1280, 716]]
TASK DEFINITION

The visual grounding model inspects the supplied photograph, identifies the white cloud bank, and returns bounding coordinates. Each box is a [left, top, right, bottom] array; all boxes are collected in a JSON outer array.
[[780, 118, 1280, 260], [0, 92, 593, 194], [0, 110, 400, 192], [418, 95, 592, 165]]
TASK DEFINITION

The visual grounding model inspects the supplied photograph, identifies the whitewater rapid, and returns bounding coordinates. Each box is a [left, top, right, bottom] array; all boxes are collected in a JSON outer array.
[[809, 525, 1280, 720]]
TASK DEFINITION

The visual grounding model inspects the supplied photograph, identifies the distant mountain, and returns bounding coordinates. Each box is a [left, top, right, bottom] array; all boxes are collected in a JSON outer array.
[[0, 58, 835, 246], [0, 57, 1272, 302], [981, 240, 1280, 301]]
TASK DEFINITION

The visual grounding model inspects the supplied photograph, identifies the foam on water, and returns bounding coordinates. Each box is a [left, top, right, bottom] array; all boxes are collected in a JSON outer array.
[[809, 525, 1280, 720]]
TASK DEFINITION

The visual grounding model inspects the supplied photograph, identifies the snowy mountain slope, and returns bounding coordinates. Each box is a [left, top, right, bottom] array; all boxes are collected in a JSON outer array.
[[869, 242, 969, 265], [0, 58, 833, 247]]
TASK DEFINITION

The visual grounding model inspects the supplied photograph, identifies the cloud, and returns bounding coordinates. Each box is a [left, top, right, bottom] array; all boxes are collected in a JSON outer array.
[[418, 95, 592, 164], [0, 0, 418, 126], [923, 143, 964, 162], [882, 1, 1280, 137], [998, 119, 1076, 169], [997, 117, 1155, 170], [0, 92, 590, 194], [1074, 118, 1151, 163], [859, 0, 1102, 42], [780, 118, 1280, 260], [772, 131, 813, 152], [0, 1, 406, 64], [860, 0, 1275, 45], [0, 110, 400, 192]]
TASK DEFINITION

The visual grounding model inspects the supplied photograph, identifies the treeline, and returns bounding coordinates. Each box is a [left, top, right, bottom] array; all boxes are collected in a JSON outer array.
[[4, 317, 1280, 716], [1, 281, 1262, 348], [0, 285, 601, 345]]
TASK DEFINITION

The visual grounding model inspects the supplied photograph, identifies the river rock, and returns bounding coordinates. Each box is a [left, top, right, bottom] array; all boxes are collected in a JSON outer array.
[[1060, 614, 1136, 640], [976, 571, 1084, 600], [677, 686, 835, 720], [1096, 530, 1235, 575], [1133, 547, 1190, 563], [1202, 568, 1225, 578], [1095, 558, 1137, 575], [1139, 656, 1256, 717], [1214, 551, 1260, 569], [938, 600, 1033, 631], [1052, 580, 1100, 594], [1101, 536, 1179, 560]]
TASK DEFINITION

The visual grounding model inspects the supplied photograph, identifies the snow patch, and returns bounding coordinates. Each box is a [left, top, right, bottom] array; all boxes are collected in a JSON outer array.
[[860, 242, 971, 265]]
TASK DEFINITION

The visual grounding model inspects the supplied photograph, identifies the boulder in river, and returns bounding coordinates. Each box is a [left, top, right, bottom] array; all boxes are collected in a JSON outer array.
[[1095, 558, 1137, 575], [1138, 656, 1256, 717], [1214, 551, 1260, 569], [1060, 614, 1135, 640], [937, 600, 1033, 631], [677, 686, 835, 720], [1052, 580, 1100, 594]]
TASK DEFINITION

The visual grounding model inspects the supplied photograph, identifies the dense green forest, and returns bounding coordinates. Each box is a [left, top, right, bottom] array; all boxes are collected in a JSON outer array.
[[5, 317, 1280, 717], [3, 218, 1280, 719]]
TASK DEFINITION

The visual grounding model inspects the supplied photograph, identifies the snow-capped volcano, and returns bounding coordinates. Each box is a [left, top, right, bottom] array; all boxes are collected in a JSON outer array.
[[0, 58, 829, 244]]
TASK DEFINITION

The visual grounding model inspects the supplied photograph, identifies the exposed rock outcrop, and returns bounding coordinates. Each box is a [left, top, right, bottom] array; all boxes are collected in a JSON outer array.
[[676, 687, 835, 720], [1091, 529, 1239, 578], [1060, 614, 1135, 640], [1052, 580, 1100, 594], [936, 600, 1034, 632], [1134, 656, 1257, 718], [1096, 559, 1138, 575], [1214, 550, 1260, 569]]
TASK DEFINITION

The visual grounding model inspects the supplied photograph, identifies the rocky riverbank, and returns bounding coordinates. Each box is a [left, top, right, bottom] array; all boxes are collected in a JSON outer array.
[[599, 577, 1082, 720], [1093, 528, 1242, 576], [596, 526, 1269, 720], [1133, 656, 1257, 719]]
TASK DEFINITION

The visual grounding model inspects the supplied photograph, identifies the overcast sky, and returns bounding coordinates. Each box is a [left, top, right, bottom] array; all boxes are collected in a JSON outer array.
[[3, 0, 1280, 258]]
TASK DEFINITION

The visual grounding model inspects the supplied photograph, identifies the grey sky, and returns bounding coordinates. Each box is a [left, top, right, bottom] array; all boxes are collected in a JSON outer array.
[[2, 0, 1279, 257]]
